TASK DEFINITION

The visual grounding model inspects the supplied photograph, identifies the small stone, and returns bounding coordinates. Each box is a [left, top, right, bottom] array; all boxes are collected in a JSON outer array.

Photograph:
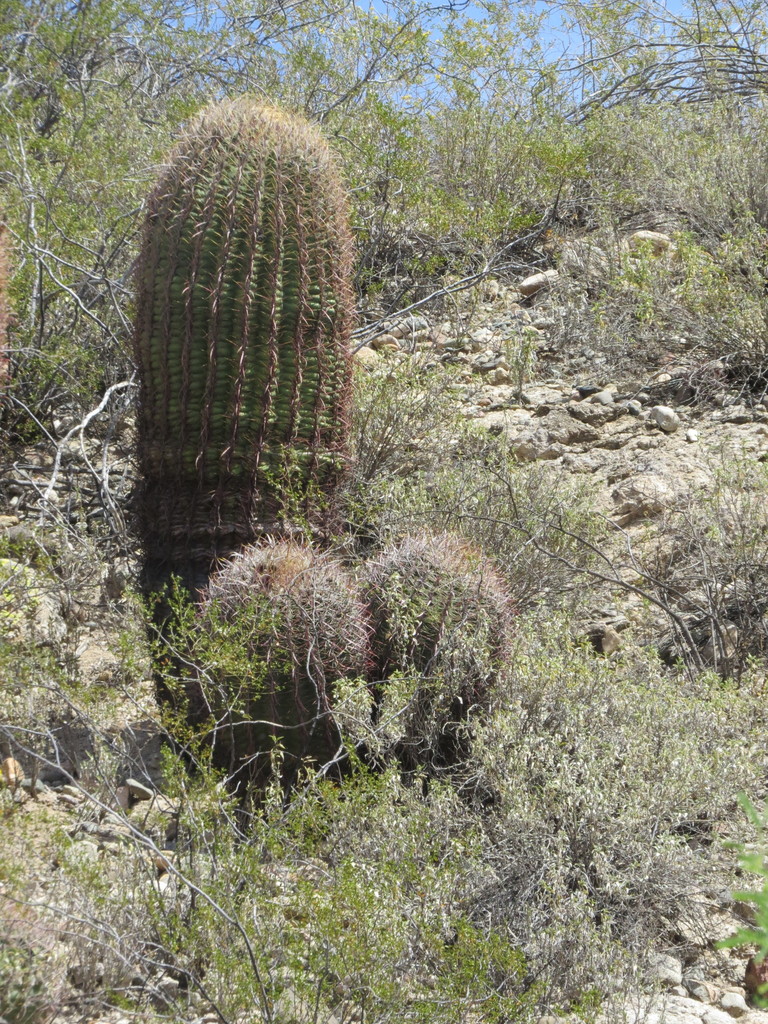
[[649, 405, 681, 433], [1, 757, 24, 786], [0, 515, 20, 528], [115, 785, 131, 810], [20, 778, 49, 796], [125, 778, 153, 802], [58, 784, 83, 799], [518, 269, 559, 297], [370, 333, 400, 351], [650, 952, 683, 988], [719, 992, 748, 1018], [629, 229, 673, 254], [151, 976, 181, 1008], [353, 345, 379, 368], [685, 429, 699, 443], [601, 626, 623, 655], [590, 389, 615, 406], [703, 1009, 736, 1024], [687, 980, 719, 1004], [627, 399, 643, 416]]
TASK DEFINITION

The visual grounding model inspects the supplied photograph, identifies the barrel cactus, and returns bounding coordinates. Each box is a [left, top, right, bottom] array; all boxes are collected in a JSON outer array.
[[133, 100, 354, 597], [192, 541, 372, 793], [363, 533, 515, 767]]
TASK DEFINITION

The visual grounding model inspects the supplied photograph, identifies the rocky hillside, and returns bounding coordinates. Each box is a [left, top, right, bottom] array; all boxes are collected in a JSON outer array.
[[2, 219, 768, 1024]]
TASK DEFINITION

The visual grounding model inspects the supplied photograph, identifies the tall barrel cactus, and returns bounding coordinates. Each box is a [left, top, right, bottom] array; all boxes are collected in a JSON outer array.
[[133, 100, 354, 596]]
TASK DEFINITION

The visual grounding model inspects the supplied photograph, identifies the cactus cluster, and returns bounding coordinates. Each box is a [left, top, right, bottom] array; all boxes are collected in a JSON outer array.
[[133, 99, 354, 597], [133, 100, 515, 794], [187, 532, 515, 790]]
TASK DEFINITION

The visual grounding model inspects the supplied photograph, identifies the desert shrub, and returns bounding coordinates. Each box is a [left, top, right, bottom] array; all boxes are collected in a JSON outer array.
[[346, 360, 602, 609], [464, 616, 766, 1003], [0, 903, 64, 1024], [362, 532, 515, 769], [347, 357, 465, 489], [643, 454, 768, 679], [186, 541, 372, 794], [49, 748, 534, 1024]]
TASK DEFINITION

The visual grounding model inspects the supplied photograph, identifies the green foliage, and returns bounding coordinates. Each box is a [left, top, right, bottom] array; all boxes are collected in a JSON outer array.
[[0, 905, 61, 1024], [719, 797, 768, 994]]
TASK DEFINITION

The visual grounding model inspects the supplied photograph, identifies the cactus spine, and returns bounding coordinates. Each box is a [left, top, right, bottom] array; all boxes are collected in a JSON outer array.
[[133, 100, 354, 595]]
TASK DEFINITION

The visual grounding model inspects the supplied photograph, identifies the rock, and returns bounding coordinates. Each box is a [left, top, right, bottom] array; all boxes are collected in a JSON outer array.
[[126, 777, 154, 802], [20, 778, 49, 797], [629, 230, 674, 254], [719, 992, 748, 1018], [686, 429, 699, 443], [649, 405, 681, 433], [369, 333, 400, 351], [650, 952, 684, 988], [274, 986, 340, 1024], [612, 474, 677, 522], [627, 400, 643, 416], [353, 345, 379, 368], [590, 389, 615, 406], [1, 756, 23, 786], [151, 976, 181, 1009], [702, 1009, 737, 1024], [686, 980, 720, 1004], [518, 269, 559, 297], [0, 515, 20, 528], [558, 239, 612, 281]]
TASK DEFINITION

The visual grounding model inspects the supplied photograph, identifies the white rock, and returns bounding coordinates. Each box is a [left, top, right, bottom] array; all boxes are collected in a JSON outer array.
[[629, 230, 674, 254], [650, 952, 684, 987], [719, 993, 748, 1018], [126, 777, 153, 802], [687, 980, 719, 1004], [649, 405, 681, 433], [685, 429, 699, 443], [518, 269, 559, 297], [702, 1008, 736, 1024], [590, 389, 615, 406]]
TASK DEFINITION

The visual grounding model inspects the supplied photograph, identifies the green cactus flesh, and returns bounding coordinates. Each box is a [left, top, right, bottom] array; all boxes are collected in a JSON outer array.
[[134, 101, 353, 593]]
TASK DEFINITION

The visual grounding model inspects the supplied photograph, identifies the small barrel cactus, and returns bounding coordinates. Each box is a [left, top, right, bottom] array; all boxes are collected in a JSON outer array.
[[192, 541, 371, 793], [363, 532, 515, 767], [133, 100, 354, 597]]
